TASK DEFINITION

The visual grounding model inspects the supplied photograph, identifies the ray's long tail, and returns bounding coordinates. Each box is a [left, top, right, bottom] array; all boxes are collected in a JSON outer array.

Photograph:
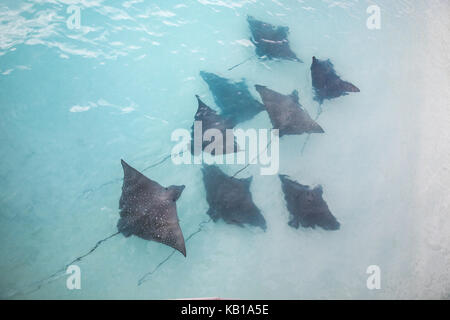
[[232, 140, 273, 178], [138, 218, 212, 286], [228, 55, 255, 71], [78, 150, 185, 200], [7, 231, 120, 298], [300, 103, 323, 155]]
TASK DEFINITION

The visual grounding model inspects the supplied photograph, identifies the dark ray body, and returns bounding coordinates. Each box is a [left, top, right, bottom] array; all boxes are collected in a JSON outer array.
[[311, 56, 360, 104], [247, 15, 302, 62], [200, 71, 264, 125], [202, 165, 266, 230], [279, 175, 340, 231], [190, 95, 239, 156], [118, 160, 187, 256], [255, 85, 324, 137]]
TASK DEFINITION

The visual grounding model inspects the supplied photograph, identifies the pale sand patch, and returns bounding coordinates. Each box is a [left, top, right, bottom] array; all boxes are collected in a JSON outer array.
[[412, 0, 450, 299]]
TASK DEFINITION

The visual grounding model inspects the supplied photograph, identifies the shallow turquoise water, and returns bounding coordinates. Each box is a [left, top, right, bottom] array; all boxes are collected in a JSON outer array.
[[0, 0, 442, 299]]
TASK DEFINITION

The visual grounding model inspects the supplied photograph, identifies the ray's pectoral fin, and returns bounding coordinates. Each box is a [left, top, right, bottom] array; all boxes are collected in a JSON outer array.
[[155, 217, 187, 257], [166, 185, 185, 201], [117, 216, 135, 237], [290, 89, 299, 103], [340, 80, 360, 93], [228, 219, 245, 228], [207, 207, 221, 221], [288, 217, 300, 229]]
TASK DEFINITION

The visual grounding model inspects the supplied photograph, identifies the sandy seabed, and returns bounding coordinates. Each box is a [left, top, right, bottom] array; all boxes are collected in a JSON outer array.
[[410, 0, 450, 299]]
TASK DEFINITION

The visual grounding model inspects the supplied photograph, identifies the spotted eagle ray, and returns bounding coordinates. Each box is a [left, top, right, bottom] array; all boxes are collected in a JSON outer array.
[[202, 165, 266, 231], [10, 160, 188, 296], [254, 85, 324, 137], [301, 57, 360, 154], [199, 71, 264, 125], [190, 95, 239, 156], [118, 159, 187, 256], [228, 15, 302, 70], [279, 175, 340, 231], [247, 15, 302, 62], [311, 56, 360, 104]]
